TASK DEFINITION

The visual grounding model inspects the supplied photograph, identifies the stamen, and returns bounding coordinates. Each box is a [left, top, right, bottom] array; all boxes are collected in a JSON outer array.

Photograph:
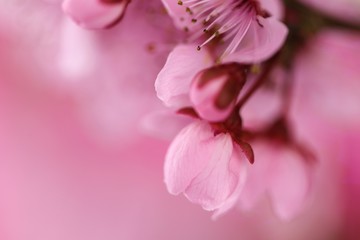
[[177, 0, 266, 60]]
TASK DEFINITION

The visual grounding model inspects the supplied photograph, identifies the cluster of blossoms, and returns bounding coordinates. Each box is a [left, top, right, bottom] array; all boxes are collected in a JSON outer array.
[[2, 0, 360, 228], [155, 0, 310, 219], [154, 0, 360, 220]]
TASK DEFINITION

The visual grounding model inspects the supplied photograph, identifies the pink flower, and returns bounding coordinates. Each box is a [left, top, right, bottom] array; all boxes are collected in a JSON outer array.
[[156, 44, 248, 121], [164, 121, 248, 214], [62, 0, 130, 29], [162, 0, 288, 62], [156, 45, 254, 215]]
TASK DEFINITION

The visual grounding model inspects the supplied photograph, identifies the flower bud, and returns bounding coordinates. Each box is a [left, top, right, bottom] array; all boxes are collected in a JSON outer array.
[[62, 0, 130, 29], [190, 63, 248, 122]]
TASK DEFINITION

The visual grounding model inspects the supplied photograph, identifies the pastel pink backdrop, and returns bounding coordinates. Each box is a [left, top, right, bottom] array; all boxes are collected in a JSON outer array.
[[0, 0, 359, 240]]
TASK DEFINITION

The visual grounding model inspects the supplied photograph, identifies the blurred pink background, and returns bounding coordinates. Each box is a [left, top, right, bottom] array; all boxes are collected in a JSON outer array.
[[1, 1, 360, 240]]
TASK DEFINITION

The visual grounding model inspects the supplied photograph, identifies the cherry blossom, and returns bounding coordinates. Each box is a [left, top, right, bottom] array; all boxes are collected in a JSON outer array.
[[156, 44, 249, 122], [161, 0, 288, 62], [164, 121, 248, 214]]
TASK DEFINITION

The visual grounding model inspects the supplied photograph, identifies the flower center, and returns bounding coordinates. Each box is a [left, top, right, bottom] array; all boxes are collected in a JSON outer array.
[[177, 0, 269, 59]]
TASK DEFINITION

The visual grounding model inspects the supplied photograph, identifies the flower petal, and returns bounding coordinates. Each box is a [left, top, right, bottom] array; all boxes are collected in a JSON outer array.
[[183, 134, 240, 211], [164, 121, 245, 211], [224, 17, 288, 63], [62, 0, 129, 29], [212, 145, 248, 219], [164, 121, 216, 195], [155, 45, 212, 108], [190, 75, 230, 122]]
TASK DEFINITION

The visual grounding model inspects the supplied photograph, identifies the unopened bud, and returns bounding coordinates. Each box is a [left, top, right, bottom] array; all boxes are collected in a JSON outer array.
[[190, 63, 248, 122], [62, 0, 130, 29]]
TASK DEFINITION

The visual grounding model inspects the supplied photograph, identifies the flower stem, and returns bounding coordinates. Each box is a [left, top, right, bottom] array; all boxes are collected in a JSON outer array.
[[236, 54, 279, 109]]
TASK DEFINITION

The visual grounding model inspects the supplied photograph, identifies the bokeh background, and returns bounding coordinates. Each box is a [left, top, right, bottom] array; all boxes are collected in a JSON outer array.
[[1, 0, 360, 239]]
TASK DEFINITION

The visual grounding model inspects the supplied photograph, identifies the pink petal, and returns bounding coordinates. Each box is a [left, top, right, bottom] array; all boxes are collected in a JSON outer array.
[[164, 121, 245, 211], [164, 121, 217, 195], [62, 0, 129, 29], [190, 74, 232, 122], [184, 135, 238, 211], [155, 45, 213, 108], [224, 17, 288, 63], [212, 145, 248, 219], [269, 148, 310, 220], [189, 63, 247, 122]]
